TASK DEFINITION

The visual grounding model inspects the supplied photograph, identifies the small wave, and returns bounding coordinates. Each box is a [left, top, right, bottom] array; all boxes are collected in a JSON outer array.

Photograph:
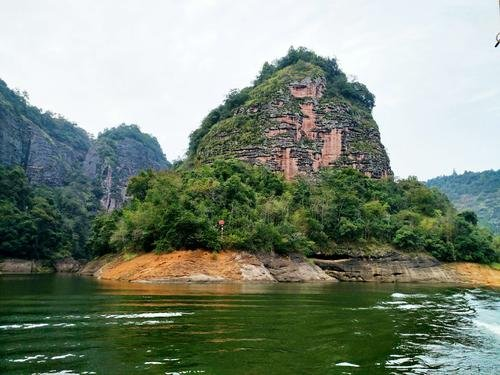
[[0, 323, 49, 330], [386, 357, 412, 365], [145, 361, 163, 365], [335, 362, 359, 367], [475, 320, 500, 336], [102, 312, 183, 319], [1, 322, 77, 330], [122, 320, 173, 326], [9, 354, 46, 363], [391, 293, 407, 298], [400, 333, 429, 337], [51, 354, 76, 360], [391, 293, 427, 299], [397, 304, 423, 310]]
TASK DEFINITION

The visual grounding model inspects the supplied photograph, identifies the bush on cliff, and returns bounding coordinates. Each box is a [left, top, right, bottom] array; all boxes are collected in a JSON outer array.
[[187, 47, 376, 158], [88, 160, 498, 263]]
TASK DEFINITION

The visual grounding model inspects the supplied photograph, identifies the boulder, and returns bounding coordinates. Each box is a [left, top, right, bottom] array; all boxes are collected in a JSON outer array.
[[54, 257, 82, 273], [259, 253, 334, 282]]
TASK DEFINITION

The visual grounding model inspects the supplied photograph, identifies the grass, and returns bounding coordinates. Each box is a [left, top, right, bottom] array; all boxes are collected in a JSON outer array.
[[123, 251, 138, 261], [490, 262, 500, 270]]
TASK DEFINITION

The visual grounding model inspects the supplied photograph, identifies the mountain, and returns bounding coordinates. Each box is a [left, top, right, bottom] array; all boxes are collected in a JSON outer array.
[[188, 47, 392, 179], [427, 170, 500, 233], [0, 78, 169, 210], [0, 79, 91, 186], [0, 78, 170, 261], [84, 125, 170, 211]]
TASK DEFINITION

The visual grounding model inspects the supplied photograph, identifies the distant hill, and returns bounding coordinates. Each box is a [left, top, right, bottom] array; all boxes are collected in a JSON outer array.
[[427, 170, 500, 233]]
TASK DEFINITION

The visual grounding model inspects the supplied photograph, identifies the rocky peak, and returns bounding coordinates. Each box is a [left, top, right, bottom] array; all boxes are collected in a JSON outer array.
[[191, 48, 392, 179], [0, 79, 170, 211], [83, 124, 170, 211], [0, 79, 91, 186]]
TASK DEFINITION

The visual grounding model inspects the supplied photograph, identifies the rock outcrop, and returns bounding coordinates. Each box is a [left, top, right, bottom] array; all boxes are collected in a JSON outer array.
[[80, 250, 334, 283], [0, 259, 49, 273], [54, 257, 83, 273], [192, 51, 392, 179], [0, 80, 91, 186], [313, 252, 457, 283], [79, 250, 500, 285], [0, 79, 169, 210], [83, 125, 170, 211]]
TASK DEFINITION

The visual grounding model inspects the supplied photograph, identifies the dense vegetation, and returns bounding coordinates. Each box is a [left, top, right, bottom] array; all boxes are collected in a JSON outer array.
[[0, 166, 97, 260], [0, 82, 169, 262], [187, 47, 375, 157], [427, 170, 500, 234], [89, 160, 498, 263], [96, 124, 167, 166]]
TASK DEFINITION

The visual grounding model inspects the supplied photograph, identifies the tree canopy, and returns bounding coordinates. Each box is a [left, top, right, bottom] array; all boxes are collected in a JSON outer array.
[[0, 166, 97, 260], [427, 170, 500, 233], [88, 160, 498, 264]]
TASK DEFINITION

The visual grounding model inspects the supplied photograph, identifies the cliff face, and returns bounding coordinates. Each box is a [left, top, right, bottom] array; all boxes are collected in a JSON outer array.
[[191, 50, 392, 179], [83, 125, 170, 211], [0, 79, 169, 210], [0, 80, 91, 186]]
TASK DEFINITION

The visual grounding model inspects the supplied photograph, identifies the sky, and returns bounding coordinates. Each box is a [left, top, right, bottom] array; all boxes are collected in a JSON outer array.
[[0, 0, 499, 180]]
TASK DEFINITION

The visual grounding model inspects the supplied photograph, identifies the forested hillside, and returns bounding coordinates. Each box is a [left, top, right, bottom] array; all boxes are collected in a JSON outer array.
[[0, 79, 169, 261], [427, 170, 500, 234], [89, 160, 498, 264]]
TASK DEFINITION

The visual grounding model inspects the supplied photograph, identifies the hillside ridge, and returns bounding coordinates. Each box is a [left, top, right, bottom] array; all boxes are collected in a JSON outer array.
[[0, 79, 169, 210]]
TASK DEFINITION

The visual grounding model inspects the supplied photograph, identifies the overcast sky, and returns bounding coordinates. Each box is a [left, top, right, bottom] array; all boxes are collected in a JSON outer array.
[[0, 0, 499, 180]]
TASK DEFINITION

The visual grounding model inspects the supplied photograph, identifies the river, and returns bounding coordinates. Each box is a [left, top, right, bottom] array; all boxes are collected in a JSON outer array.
[[0, 275, 498, 374]]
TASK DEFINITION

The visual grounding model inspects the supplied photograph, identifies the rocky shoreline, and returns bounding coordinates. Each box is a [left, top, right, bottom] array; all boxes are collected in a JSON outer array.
[[80, 251, 333, 283], [312, 252, 456, 283], [1, 251, 499, 287]]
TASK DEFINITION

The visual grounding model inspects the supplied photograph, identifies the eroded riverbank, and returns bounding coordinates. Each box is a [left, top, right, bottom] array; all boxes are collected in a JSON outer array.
[[2, 251, 499, 286]]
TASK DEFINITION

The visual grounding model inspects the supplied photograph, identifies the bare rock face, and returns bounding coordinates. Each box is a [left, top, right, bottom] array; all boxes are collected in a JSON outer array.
[[79, 250, 334, 283], [313, 253, 457, 283], [258, 253, 334, 282], [194, 60, 392, 179], [0, 81, 169, 211], [0, 80, 91, 186], [0, 259, 47, 273], [83, 125, 170, 211], [54, 257, 83, 273]]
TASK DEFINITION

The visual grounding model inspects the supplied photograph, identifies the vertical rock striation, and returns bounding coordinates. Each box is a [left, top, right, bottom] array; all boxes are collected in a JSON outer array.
[[192, 51, 392, 179], [0, 79, 169, 210], [0, 80, 91, 186], [83, 125, 170, 211]]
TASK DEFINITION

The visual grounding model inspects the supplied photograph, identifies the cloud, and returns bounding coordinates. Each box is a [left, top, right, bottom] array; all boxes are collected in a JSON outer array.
[[0, 0, 498, 179]]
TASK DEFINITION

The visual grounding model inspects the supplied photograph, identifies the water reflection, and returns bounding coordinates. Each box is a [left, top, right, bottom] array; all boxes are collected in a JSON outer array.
[[0, 275, 498, 375]]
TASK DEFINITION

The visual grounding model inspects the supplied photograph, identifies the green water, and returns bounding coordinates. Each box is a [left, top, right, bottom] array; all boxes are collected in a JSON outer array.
[[0, 275, 498, 374]]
